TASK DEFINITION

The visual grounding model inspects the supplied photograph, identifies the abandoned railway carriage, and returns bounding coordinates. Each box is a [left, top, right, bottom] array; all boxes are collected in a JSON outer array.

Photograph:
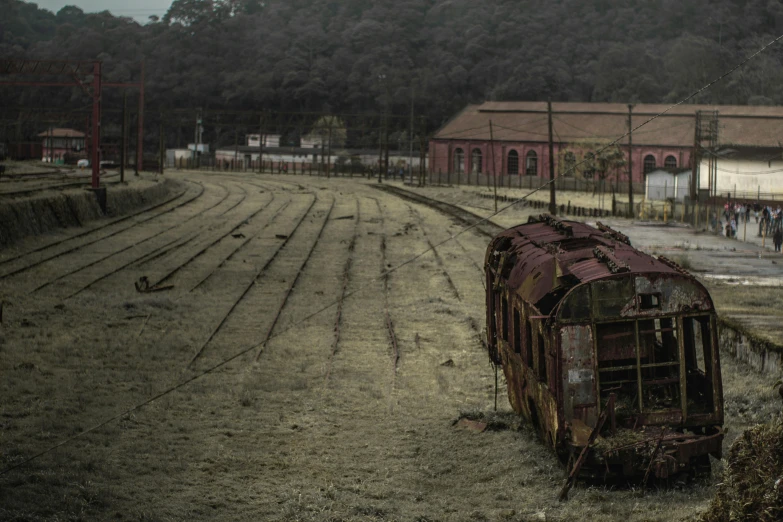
[[485, 215, 724, 479]]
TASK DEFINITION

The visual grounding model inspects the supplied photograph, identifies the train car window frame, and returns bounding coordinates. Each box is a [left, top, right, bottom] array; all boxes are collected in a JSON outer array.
[[525, 316, 533, 368], [537, 329, 547, 384], [501, 295, 509, 342], [513, 305, 522, 355], [638, 292, 661, 310], [594, 313, 714, 420], [682, 314, 716, 415]]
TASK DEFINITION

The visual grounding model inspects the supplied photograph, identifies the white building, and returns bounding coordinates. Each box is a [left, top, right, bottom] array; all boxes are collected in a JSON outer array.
[[645, 168, 691, 202], [246, 134, 281, 148], [698, 146, 783, 199]]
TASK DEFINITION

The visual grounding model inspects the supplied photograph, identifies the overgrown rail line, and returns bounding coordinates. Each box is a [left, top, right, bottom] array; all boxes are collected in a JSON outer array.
[[371, 184, 503, 239], [0, 171, 122, 196], [406, 202, 463, 302], [64, 186, 279, 300], [0, 179, 204, 279], [253, 197, 336, 361], [371, 197, 401, 412], [28, 182, 235, 296], [324, 199, 360, 383], [187, 194, 320, 367]]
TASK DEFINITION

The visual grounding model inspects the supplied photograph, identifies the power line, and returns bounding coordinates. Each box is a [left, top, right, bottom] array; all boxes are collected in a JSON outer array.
[[4, 27, 783, 478]]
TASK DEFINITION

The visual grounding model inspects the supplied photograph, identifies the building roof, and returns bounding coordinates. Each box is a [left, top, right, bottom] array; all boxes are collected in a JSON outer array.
[[215, 145, 320, 155], [710, 145, 783, 162], [488, 216, 700, 313], [434, 101, 783, 148], [38, 128, 85, 138]]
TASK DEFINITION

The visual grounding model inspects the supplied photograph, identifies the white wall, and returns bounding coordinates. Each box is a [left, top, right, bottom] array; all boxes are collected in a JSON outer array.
[[246, 134, 281, 148], [700, 158, 783, 197]]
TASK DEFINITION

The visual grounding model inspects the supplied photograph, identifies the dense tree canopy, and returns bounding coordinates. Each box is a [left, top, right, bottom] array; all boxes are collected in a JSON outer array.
[[2, 0, 783, 135]]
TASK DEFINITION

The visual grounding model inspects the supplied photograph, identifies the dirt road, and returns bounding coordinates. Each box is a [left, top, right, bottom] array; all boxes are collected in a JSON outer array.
[[0, 172, 777, 521]]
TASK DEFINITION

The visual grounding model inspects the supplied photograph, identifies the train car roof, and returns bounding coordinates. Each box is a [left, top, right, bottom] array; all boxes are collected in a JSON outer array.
[[488, 215, 690, 312]]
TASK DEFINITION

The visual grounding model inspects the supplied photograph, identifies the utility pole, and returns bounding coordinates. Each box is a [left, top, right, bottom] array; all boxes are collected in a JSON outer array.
[[490, 120, 498, 213], [377, 115, 383, 183], [120, 91, 127, 182], [194, 107, 202, 168], [233, 127, 239, 169], [257, 114, 264, 174], [627, 104, 634, 218], [409, 84, 415, 185], [377, 73, 387, 184], [691, 112, 700, 200], [419, 116, 427, 186], [547, 100, 557, 215], [326, 123, 333, 179], [159, 113, 165, 174], [136, 60, 144, 176]]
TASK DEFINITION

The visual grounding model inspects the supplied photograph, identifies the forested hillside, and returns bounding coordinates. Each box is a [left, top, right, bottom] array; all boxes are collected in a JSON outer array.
[[2, 0, 783, 130]]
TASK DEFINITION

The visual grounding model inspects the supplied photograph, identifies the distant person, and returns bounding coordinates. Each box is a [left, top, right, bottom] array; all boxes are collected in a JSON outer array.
[[774, 227, 783, 252]]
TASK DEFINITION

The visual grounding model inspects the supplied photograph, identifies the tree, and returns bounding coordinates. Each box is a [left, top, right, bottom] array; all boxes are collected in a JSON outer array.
[[559, 139, 626, 194], [306, 116, 347, 149]]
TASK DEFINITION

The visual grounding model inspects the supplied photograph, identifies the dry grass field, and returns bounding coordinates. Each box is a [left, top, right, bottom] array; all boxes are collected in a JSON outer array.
[[0, 172, 780, 521]]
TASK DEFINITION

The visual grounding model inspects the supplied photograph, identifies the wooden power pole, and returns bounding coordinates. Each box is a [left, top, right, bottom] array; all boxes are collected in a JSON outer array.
[[490, 120, 498, 213], [627, 105, 634, 218], [548, 100, 557, 215], [120, 91, 127, 183]]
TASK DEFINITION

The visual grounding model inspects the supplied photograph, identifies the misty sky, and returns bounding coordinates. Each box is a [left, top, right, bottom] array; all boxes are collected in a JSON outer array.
[[33, 0, 173, 22]]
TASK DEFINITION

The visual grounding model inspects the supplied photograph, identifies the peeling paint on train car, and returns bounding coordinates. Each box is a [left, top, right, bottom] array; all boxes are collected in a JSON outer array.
[[485, 215, 724, 482]]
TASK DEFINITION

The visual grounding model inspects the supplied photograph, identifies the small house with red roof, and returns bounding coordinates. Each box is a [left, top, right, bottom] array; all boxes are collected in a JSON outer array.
[[39, 128, 86, 163]]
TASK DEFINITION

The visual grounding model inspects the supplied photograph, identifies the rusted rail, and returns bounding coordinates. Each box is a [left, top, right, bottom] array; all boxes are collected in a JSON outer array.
[[324, 199, 360, 383], [32, 182, 234, 295], [187, 194, 319, 367], [186, 198, 292, 293], [371, 184, 504, 239], [254, 197, 336, 361], [66, 185, 277, 300], [407, 203, 462, 302]]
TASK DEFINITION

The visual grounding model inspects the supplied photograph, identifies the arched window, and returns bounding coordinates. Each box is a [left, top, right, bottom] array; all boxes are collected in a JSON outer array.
[[664, 155, 677, 169], [471, 148, 483, 174], [507, 150, 519, 175], [453, 148, 464, 174], [526, 150, 538, 176], [643, 154, 656, 174]]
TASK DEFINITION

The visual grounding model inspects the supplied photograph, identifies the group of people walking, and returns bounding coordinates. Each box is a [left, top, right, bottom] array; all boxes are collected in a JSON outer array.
[[720, 201, 783, 252]]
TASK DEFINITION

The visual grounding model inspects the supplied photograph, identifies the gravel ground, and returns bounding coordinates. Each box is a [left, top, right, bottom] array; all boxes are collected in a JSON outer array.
[[0, 171, 780, 521]]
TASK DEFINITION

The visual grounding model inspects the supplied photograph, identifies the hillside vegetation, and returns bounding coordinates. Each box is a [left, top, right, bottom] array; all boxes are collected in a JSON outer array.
[[2, 0, 783, 131]]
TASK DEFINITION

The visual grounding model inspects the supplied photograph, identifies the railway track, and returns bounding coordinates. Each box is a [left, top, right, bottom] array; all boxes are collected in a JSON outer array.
[[0, 180, 202, 279], [371, 197, 401, 412], [63, 184, 278, 300], [0, 166, 78, 181], [125, 181, 250, 270], [406, 202, 462, 302], [253, 197, 336, 361], [28, 182, 235, 296], [187, 194, 320, 367], [371, 184, 503, 238], [0, 171, 122, 196], [324, 198, 360, 383]]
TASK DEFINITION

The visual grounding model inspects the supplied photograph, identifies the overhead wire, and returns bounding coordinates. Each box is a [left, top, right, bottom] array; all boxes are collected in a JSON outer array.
[[4, 28, 783, 478]]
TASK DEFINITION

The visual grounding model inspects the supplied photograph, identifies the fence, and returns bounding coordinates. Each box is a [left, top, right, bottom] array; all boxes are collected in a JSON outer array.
[[422, 169, 645, 195], [167, 156, 374, 177]]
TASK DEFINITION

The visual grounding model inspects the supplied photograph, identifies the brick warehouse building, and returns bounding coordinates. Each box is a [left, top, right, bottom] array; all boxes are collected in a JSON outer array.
[[428, 101, 783, 193]]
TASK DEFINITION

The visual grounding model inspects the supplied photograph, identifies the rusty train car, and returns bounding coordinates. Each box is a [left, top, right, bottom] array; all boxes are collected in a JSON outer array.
[[485, 215, 724, 480]]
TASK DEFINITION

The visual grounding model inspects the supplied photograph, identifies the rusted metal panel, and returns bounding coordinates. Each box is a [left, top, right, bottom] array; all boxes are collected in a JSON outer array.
[[560, 325, 596, 422]]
